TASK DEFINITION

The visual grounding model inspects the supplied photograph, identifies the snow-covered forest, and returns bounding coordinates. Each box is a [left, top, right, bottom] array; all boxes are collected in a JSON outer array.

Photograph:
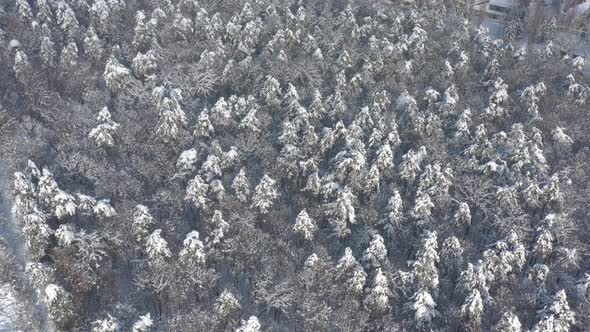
[[1, 0, 590, 331]]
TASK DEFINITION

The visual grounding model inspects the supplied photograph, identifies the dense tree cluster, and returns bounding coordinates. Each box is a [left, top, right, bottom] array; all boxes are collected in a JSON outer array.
[[1, 0, 590, 331]]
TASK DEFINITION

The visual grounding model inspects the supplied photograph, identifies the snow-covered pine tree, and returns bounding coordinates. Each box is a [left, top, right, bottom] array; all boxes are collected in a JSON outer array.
[[155, 90, 187, 143], [104, 53, 132, 94], [362, 234, 387, 268], [364, 268, 391, 313], [132, 313, 154, 332], [236, 316, 261, 332], [179, 231, 206, 267], [494, 312, 522, 332], [532, 290, 575, 332], [293, 209, 316, 240], [412, 288, 437, 329], [251, 174, 278, 215], [145, 229, 171, 262], [91, 314, 119, 332], [335, 247, 367, 295], [89, 107, 120, 148], [214, 289, 241, 318], [461, 289, 484, 331], [45, 284, 76, 330]]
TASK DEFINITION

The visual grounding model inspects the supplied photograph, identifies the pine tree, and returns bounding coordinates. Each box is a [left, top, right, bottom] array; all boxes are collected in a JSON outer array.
[[399, 147, 427, 184], [552, 127, 573, 151], [179, 231, 206, 267], [13, 50, 31, 82], [132, 11, 151, 51], [194, 109, 215, 139], [200, 154, 222, 182], [329, 187, 357, 237], [364, 164, 381, 194], [494, 312, 522, 332], [12, 171, 37, 217], [38, 168, 59, 205], [382, 193, 403, 236], [260, 76, 281, 106], [104, 54, 132, 94], [145, 229, 171, 262], [185, 175, 210, 211], [132, 50, 158, 78], [533, 290, 575, 332], [55, 224, 76, 247], [53, 190, 77, 220], [441, 236, 463, 276], [461, 289, 484, 331], [454, 202, 471, 227], [364, 268, 391, 313], [293, 209, 316, 240], [251, 174, 278, 215], [26, 262, 54, 299], [176, 148, 198, 177], [36, 0, 54, 24], [214, 289, 241, 318], [210, 97, 233, 128], [303, 171, 321, 196], [23, 211, 53, 260], [239, 107, 261, 133], [455, 109, 472, 139], [336, 248, 367, 295], [91, 314, 119, 332], [232, 168, 250, 203], [16, 0, 33, 23], [93, 199, 116, 218], [412, 289, 437, 329], [45, 284, 76, 331], [132, 313, 153, 332], [485, 77, 510, 118], [155, 92, 187, 143], [412, 192, 435, 222], [172, 12, 194, 40], [133, 205, 155, 243], [362, 234, 387, 268], [236, 316, 261, 332], [412, 230, 439, 292], [89, 0, 112, 37], [55, 1, 79, 40], [88, 107, 120, 148], [375, 143, 393, 172], [40, 33, 56, 68], [84, 27, 104, 63], [533, 229, 553, 259], [206, 210, 229, 246]]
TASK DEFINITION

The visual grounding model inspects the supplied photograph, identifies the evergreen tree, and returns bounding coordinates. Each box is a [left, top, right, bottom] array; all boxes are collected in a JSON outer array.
[[412, 289, 437, 329], [88, 107, 120, 148], [179, 231, 205, 267], [533, 290, 575, 332], [236, 316, 261, 332], [133, 205, 155, 243], [45, 284, 76, 331], [251, 174, 278, 215], [132, 313, 154, 332], [145, 229, 171, 262], [364, 268, 391, 313], [461, 289, 484, 331], [104, 53, 132, 94], [494, 312, 522, 332], [293, 209, 316, 241], [362, 234, 387, 268]]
